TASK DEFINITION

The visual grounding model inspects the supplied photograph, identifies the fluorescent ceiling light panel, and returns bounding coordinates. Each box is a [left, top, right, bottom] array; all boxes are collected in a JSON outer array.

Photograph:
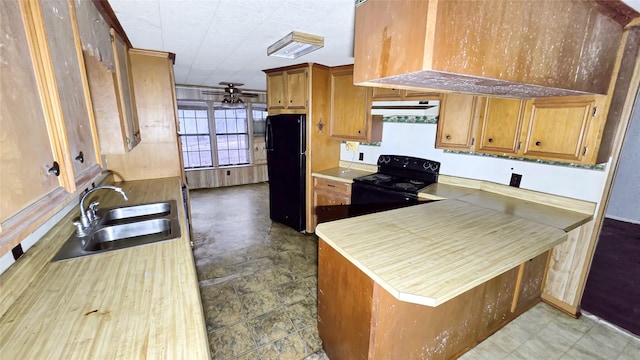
[[267, 31, 324, 59]]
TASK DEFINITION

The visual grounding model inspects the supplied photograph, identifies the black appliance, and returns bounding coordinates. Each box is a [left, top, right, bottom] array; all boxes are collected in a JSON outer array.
[[265, 114, 306, 231], [351, 155, 440, 205]]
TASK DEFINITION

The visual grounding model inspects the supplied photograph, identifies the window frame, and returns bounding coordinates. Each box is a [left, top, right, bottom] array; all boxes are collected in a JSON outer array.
[[176, 100, 266, 170], [177, 102, 214, 169]]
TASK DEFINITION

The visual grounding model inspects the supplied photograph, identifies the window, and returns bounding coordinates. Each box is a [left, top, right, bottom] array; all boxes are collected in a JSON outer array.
[[177, 101, 264, 169], [252, 105, 268, 137], [214, 107, 250, 166], [177, 103, 212, 169]]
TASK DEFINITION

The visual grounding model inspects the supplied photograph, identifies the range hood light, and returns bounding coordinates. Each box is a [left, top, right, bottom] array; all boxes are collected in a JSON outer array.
[[267, 31, 324, 59]]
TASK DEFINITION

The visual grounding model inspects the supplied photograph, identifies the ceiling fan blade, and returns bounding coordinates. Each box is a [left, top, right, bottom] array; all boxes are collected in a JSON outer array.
[[201, 90, 226, 95], [238, 93, 259, 98]]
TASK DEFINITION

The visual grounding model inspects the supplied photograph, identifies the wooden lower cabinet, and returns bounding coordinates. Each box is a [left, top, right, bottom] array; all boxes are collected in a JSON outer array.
[[312, 177, 351, 230], [318, 239, 549, 360]]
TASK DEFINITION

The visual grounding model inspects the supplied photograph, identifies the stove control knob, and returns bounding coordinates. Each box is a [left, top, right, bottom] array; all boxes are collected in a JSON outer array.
[[402, 158, 409, 167], [381, 156, 391, 164]]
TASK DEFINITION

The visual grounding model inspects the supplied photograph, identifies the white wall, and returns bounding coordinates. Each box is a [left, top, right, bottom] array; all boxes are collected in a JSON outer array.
[[605, 91, 640, 223], [341, 104, 610, 203]]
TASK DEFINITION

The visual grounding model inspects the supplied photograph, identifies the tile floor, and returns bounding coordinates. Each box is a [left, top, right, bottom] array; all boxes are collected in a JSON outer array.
[[190, 183, 640, 360]]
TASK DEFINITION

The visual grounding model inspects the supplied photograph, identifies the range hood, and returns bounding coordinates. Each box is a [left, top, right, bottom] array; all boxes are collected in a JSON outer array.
[[354, 0, 640, 98]]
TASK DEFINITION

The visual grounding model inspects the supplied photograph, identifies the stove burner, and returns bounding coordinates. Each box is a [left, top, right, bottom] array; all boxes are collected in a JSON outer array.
[[395, 183, 415, 190], [373, 174, 391, 181]]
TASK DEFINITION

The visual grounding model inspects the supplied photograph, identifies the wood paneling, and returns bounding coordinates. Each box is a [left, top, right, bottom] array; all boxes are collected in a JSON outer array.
[[83, 51, 128, 154], [105, 49, 181, 181], [354, 0, 627, 97], [543, 220, 597, 316], [318, 240, 374, 360], [185, 165, 268, 189], [318, 239, 549, 359]]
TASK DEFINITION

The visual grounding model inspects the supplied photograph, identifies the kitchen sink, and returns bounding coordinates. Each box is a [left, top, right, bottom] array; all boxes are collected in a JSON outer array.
[[100, 202, 172, 225], [52, 200, 181, 261]]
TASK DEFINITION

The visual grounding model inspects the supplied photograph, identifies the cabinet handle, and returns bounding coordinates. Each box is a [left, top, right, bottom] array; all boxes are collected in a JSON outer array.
[[48, 161, 60, 177], [488, 138, 494, 143], [327, 184, 335, 188], [535, 141, 542, 146], [358, 130, 362, 134], [75, 151, 84, 163], [445, 134, 451, 140], [290, 99, 293, 103]]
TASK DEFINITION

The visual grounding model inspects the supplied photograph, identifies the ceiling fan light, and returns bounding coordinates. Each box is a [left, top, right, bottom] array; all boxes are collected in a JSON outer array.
[[267, 31, 324, 59]]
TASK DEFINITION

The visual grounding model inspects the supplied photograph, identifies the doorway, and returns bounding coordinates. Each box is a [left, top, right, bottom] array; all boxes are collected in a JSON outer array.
[[582, 91, 640, 336]]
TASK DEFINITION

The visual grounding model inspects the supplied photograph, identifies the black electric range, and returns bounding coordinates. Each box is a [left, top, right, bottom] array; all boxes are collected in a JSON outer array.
[[351, 155, 440, 205]]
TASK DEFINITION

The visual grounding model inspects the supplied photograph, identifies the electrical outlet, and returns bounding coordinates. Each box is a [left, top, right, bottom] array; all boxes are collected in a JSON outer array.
[[359, 152, 364, 161], [510, 173, 522, 188], [345, 141, 359, 152]]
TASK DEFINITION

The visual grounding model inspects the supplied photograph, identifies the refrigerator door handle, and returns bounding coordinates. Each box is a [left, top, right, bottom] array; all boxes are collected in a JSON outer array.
[[265, 118, 273, 151]]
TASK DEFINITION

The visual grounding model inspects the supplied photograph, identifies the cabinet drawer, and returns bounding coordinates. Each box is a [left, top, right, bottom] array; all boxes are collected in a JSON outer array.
[[314, 178, 352, 196]]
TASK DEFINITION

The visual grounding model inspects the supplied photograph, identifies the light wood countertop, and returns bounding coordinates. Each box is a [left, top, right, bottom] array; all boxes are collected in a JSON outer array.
[[419, 182, 592, 232], [312, 167, 373, 183], [316, 199, 568, 307], [0, 178, 210, 358]]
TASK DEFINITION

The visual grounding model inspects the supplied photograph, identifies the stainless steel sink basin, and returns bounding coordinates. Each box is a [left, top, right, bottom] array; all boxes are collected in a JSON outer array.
[[100, 202, 172, 225], [52, 200, 181, 261], [83, 218, 173, 252]]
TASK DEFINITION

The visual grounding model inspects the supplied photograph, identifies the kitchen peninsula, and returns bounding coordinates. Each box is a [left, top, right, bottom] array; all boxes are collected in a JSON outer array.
[[315, 196, 591, 359]]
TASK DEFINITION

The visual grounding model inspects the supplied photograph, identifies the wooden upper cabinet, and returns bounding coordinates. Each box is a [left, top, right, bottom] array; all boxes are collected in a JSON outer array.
[[329, 65, 380, 142], [111, 28, 141, 150], [476, 98, 526, 155], [266, 72, 286, 110], [435, 94, 479, 150], [0, 0, 62, 224], [521, 97, 598, 162], [265, 67, 308, 112], [371, 87, 440, 101], [353, 0, 626, 97], [39, 0, 101, 184], [286, 68, 308, 109], [436, 93, 606, 164], [371, 87, 403, 100]]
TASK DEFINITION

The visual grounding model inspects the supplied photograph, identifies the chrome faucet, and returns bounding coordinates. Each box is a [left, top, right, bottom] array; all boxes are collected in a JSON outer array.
[[75, 185, 128, 236]]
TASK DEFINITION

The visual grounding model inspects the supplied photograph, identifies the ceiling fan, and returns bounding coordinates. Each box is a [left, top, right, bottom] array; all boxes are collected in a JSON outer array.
[[201, 82, 258, 104]]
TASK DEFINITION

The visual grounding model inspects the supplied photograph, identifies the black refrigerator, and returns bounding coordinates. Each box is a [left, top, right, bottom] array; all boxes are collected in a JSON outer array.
[[265, 114, 306, 231]]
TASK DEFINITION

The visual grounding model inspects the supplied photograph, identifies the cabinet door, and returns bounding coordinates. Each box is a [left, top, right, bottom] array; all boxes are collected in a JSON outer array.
[[286, 68, 307, 109], [435, 94, 478, 150], [111, 28, 141, 150], [313, 178, 351, 229], [522, 97, 594, 162], [330, 68, 371, 141], [371, 87, 402, 100], [0, 0, 62, 223], [477, 97, 525, 155], [403, 90, 440, 100], [267, 72, 286, 110], [40, 0, 100, 183]]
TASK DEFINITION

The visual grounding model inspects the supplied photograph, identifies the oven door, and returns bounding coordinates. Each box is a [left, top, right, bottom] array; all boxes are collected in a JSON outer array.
[[351, 181, 419, 205]]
